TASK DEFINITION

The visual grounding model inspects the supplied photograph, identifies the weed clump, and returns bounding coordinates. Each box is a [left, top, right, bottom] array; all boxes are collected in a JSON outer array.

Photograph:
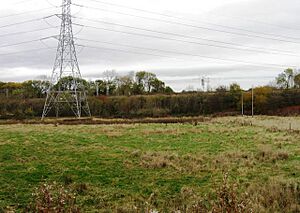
[[211, 173, 251, 213], [27, 182, 80, 212]]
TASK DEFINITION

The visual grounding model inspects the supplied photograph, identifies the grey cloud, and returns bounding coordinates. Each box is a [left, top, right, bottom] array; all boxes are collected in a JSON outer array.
[[0, 0, 298, 91]]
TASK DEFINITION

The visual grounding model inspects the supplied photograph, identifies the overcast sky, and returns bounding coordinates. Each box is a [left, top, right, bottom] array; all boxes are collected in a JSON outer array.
[[1, 0, 300, 91]]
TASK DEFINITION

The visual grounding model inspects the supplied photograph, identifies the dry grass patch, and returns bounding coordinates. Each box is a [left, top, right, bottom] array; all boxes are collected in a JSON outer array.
[[212, 151, 254, 170], [141, 128, 186, 136], [139, 152, 176, 169], [216, 116, 300, 131], [137, 151, 206, 173], [248, 180, 300, 212], [256, 145, 289, 163]]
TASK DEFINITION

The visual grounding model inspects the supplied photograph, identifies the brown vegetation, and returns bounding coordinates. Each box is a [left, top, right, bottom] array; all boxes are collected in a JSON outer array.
[[22, 173, 300, 213], [26, 183, 80, 213], [1, 88, 300, 119]]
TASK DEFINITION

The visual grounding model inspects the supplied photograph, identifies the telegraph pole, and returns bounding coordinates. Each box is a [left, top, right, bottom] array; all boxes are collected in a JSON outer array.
[[106, 84, 109, 96], [42, 0, 91, 119], [207, 77, 210, 92], [96, 81, 99, 96], [251, 86, 254, 117], [201, 77, 205, 91], [241, 91, 244, 116]]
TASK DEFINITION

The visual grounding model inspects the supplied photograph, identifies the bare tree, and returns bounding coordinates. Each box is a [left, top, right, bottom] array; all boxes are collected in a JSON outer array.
[[103, 70, 117, 83], [103, 70, 117, 95]]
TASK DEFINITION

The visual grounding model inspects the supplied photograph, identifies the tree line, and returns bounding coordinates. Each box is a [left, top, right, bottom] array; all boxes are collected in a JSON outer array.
[[0, 69, 300, 118], [0, 71, 173, 99]]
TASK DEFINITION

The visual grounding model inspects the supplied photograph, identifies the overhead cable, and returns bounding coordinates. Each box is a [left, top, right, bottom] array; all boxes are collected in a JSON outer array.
[[78, 43, 297, 69], [73, 23, 300, 58], [74, 16, 300, 46]]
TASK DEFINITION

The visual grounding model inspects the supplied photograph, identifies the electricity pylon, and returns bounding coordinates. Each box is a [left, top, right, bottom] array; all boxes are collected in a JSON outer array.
[[42, 0, 91, 119]]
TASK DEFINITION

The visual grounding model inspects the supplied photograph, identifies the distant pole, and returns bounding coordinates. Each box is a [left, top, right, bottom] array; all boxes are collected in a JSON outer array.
[[5, 88, 8, 98], [241, 91, 244, 116], [96, 82, 99, 96], [106, 84, 109, 96], [207, 77, 210, 92], [201, 77, 205, 91], [251, 86, 254, 117]]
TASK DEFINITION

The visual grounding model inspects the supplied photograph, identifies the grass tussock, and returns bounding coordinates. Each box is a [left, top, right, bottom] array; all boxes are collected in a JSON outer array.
[[256, 146, 289, 163], [138, 152, 205, 172]]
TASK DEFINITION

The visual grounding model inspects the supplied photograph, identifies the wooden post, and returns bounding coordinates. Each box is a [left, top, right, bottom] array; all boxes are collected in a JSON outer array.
[[106, 84, 109, 96], [251, 86, 254, 118], [96, 82, 99, 96], [241, 91, 244, 116]]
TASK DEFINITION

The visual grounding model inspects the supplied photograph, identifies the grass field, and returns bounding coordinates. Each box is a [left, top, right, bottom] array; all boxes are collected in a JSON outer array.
[[0, 116, 300, 212]]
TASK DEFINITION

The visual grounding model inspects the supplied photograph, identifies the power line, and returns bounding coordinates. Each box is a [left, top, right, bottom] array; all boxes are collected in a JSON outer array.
[[7, 0, 36, 6], [0, 26, 58, 38], [78, 42, 296, 69], [75, 41, 235, 66], [73, 3, 300, 42], [73, 23, 300, 58], [0, 37, 54, 49], [0, 47, 55, 57], [76, 42, 256, 67], [80, 0, 300, 34], [80, 0, 172, 18], [78, 44, 170, 58], [76, 37, 300, 62], [205, 12, 300, 33], [71, 7, 300, 54], [44, 0, 60, 7], [0, 7, 58, 19], [0, 16, 54, 29], [74, 16, 300, 46]]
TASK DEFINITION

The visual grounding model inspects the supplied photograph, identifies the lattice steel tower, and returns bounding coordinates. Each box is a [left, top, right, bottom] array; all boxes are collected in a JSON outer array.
[[42, 0, 91, 119]]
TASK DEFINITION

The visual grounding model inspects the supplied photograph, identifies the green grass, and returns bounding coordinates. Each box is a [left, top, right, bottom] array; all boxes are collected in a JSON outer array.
[[0, 117, 299, 211]]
